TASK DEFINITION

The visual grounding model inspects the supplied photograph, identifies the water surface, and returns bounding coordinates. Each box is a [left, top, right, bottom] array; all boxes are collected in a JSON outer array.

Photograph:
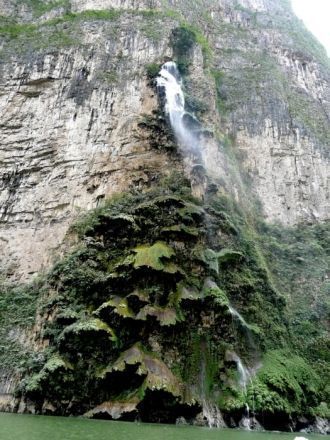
[[0, 413, 323, 440]]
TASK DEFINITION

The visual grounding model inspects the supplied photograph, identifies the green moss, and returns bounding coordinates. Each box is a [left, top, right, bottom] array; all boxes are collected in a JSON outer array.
[[248, 350, 321, 415], [170, 24, 212, 74], [136, 304, 179, 326], [202, 281, 229, 307], [217, 248, 243, 264], [17, 0, 70, 18], [146, 63, 161, 79], [211, 69, 228, 115], [100, 343, 183, 398], [59, 318, 117, 342], [287, 89, 330, 147], [0, 280, 40, 373], [132, 242, 176, 271], [4, 171, 326, 422], [96, 296, 135, 319], [25, 354, 73, 393], [200, 248, 221, 274]]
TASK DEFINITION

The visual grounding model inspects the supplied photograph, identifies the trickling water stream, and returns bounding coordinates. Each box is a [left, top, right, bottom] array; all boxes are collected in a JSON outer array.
[[231, 353, 251, 393], [228, 305, 250, 329]]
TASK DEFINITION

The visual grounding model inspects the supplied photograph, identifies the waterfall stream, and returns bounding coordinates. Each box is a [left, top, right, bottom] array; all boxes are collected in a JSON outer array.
[[228, 305, 249, 329], [230, 352, 251, 394], [157, 61, 255, 430], [157, 61, 201, 154]]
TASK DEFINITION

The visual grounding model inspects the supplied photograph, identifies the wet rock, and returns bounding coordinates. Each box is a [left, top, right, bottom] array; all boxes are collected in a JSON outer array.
[[193, 412, 208, 427], [176, 416, 188, 425], [84, 399, 139, 421], [301, 417, 330, 435]]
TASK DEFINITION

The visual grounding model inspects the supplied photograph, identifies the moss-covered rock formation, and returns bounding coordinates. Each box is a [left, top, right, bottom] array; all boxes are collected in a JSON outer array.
[[0, 172, 322, 429], [0, 0, 329, 433]]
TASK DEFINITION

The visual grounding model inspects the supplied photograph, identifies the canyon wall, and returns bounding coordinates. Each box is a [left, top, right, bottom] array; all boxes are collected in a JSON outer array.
[[0, 0, 329, 432]]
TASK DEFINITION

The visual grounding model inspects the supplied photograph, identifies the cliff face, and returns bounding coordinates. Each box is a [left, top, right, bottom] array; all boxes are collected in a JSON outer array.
[[0, 11, 177, 279], [0, 0, 329, 433], [0, 0, 328, 281]]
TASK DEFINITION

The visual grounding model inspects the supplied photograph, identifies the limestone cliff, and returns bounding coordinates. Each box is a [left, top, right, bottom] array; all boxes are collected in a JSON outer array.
[[0, 0, 329, 433]]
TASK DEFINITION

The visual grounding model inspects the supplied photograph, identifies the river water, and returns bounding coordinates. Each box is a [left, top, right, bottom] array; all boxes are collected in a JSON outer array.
[[0, 413, 324, 440]]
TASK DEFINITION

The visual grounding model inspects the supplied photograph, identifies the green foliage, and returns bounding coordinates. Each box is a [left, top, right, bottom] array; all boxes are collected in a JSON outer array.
[[100, 343, 183, 397], [312, 402, 330, 419], [218, 248, 243, 263], [170, 24, 211, 74], [0, 281, 40, 373], [249, 350, 321, 415], [59, 318, 117, 342], [17, 0, 70, 18], [71, 197, 137, 237], [211, 69, 228, 115], [0, 9, 122, 53], [287, 88, 330, 147], [96, 296, 135, 319], [0, 18, 36, 38], [185, 94, 209, 115], [146, 63, 161, 79], [202, 281, 229, 307], [1, 171, 327, 423], [199, 248, 220, 274], [99, 70, 118, 84], [25, 354, 73, 393]]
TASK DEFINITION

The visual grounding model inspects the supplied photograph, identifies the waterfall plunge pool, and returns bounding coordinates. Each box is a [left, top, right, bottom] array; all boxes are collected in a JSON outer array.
[[0, 413, 324, 440]]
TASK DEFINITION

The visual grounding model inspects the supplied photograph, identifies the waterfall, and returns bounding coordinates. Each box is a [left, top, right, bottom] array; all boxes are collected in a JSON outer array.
[[228, 305, 249, 329], [157, 62, 202, 157], [228, 304, 259, 354], [232, 353, 251, 394], [157, 62, 254, 431], [229, 352, 264, 431], [202, 399, 226, 428]]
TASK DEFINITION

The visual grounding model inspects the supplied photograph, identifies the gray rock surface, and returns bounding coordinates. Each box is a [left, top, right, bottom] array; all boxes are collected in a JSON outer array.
[[0, 0, 329, 273]]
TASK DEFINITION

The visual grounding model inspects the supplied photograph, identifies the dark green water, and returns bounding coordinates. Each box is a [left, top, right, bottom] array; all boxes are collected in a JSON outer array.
[[0, 413, 324, 440]]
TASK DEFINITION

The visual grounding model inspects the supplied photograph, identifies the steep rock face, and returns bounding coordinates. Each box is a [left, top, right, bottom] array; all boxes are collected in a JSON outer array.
[[0, 17, 178, 279], [209, 3, 329, 224], [71, 0, 159, 12], [0, 0, 329, 280], [0, 0, 329, 431]]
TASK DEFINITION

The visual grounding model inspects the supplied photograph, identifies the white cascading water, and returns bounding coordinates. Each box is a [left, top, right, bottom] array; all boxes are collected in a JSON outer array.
[[233, 353, 251, 394], [231, 352, 253, 430], [157, 61, 201, 154], [228, 304, 258, 354], [202, 399, 226, 429], [228, 305, 249, 329]]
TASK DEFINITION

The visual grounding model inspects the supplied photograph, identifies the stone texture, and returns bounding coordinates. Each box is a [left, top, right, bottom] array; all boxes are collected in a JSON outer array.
[[0, 18, 176, 280], [0, 0, 329, 267]]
